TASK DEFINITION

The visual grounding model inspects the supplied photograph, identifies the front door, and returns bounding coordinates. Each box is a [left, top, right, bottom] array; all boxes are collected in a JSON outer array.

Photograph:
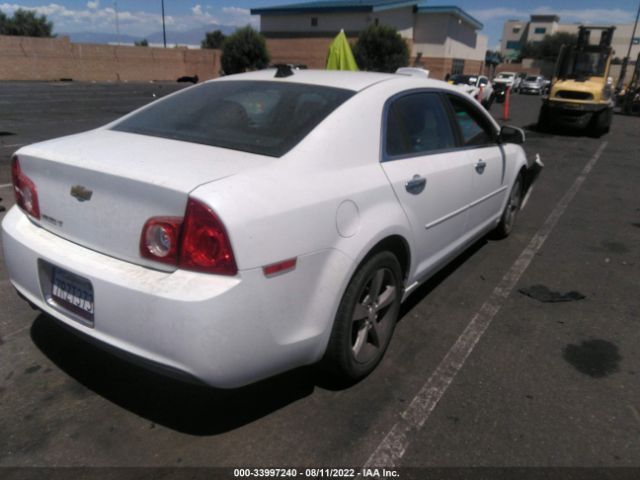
[[380, 91, 473, 281], [446, 94, 507, 235]]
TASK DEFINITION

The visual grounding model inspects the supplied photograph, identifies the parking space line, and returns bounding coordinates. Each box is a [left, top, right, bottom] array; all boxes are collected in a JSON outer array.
[[2, 324, 31, 341], [0, 183, 12, 189], [365, 141, 608, 468]]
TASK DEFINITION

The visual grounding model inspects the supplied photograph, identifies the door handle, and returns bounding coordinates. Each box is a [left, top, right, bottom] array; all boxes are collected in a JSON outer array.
[[475, 159, 487, 174], [405, 174, 427, 194]]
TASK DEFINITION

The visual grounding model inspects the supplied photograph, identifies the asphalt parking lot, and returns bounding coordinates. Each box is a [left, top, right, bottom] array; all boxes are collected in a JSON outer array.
[[1, 82, 640, 477]]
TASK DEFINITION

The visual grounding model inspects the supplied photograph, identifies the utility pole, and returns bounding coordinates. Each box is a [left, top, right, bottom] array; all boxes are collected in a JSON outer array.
[[617, 1, 640, 91], [114, 1, 120, 45], [161, 0, 167, 48]]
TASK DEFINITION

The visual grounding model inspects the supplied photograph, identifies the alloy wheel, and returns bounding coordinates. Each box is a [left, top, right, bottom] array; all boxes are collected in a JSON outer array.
[[350, 267, 397, 364]]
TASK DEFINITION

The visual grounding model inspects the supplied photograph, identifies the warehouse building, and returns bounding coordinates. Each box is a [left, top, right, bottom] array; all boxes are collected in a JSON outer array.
[[501, 14, 640, 62], [250, 0, 488, 79]]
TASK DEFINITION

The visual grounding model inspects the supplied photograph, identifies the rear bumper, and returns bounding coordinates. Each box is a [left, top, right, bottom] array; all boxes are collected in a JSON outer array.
[[520, 86, 542, 94], [2, 206, 353, 388]]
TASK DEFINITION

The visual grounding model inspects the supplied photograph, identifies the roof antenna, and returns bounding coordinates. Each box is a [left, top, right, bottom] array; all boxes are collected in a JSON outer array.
[[274, 64, 294, 78]]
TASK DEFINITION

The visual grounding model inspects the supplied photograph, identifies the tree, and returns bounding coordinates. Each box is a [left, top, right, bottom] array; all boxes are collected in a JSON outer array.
[[484, 50, 503, 77], [0, 11, 7, 34], [520, 32, 577, 61], [201, 30, 226, 49], [352, 25, 409, 73], [221, 26, 269, 75], [0, 8, 53, 37], [134, 39, 149, 47], [485, 50, 503, 65]]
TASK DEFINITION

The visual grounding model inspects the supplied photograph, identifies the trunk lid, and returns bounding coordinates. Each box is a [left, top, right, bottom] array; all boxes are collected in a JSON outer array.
[[17, 129, 268, 271]]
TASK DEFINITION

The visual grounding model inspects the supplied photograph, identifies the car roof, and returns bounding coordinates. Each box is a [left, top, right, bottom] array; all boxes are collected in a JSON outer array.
[[212, 68, 449, 92]]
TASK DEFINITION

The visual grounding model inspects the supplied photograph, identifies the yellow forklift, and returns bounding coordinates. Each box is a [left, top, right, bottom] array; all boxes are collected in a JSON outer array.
[[538, 26, 615, 136]]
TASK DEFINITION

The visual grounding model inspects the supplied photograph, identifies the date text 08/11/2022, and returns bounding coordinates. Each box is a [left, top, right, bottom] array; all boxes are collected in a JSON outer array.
[[232, 468, 400, 478]]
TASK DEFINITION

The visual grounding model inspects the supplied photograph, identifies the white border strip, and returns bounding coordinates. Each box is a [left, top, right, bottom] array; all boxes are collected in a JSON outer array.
[[0, 183, 13, 189], [365, 141, 608, 468]]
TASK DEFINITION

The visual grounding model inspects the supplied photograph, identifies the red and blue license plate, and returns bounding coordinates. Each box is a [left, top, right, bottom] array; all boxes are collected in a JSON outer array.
[[51, 267, 94, 322]]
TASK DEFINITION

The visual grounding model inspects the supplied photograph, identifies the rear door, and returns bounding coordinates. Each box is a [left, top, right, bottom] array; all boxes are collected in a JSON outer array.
[[445, 94, 507, 235], [380, 91, 473, 280]]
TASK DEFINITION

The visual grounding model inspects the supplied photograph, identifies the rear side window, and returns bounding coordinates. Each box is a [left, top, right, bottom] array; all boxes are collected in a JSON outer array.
[[385, 92, 456, 157], [446, 95, 496, 147], [112, 81, 354, 157]]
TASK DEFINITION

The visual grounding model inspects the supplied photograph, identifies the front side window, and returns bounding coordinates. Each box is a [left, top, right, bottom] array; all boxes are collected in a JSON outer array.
[[385, 93, 456, 157], [446, 95, 496, 147], [112, 81, 354, 157]]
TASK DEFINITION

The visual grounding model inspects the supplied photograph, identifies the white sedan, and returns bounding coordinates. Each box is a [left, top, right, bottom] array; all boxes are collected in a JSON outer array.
[[2, 69, 542, 388], [448, 74, 495, 108]]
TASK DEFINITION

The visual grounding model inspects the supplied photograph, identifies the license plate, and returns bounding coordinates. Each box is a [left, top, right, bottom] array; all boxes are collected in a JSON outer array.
[[51, 267, 94, 322]]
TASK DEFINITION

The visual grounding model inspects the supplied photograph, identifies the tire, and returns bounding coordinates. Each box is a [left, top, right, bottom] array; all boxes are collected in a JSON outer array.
[[537, 104, 551, 132], [494, 173, 523, 239], [484, 93, 495, 109], [323, 251, 403, 382], [589, 109, 611, 137]]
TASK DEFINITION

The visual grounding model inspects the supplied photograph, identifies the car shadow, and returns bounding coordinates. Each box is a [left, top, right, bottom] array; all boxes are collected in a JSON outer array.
[[30, 315, 317, 436], [523, 122, 596, 139], [30, 237, 492, 436], [399, 237, 487, 318]]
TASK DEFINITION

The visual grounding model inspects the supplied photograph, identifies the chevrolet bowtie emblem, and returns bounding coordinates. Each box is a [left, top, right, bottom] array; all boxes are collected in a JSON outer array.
[[70, 185, 93, 202]]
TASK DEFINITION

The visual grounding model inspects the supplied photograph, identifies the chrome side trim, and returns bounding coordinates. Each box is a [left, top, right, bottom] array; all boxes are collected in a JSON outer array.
[[467, 185, 509, 209], [424, 204, 468, 230]]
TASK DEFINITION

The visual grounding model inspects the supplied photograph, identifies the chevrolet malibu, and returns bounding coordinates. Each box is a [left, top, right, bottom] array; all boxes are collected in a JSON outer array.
[[2, 69, 542, 388]]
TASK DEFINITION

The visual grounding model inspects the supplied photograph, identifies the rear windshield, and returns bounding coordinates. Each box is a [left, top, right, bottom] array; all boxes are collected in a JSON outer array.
[[112, 80, 355, 157], [525, 76, 538, 81]]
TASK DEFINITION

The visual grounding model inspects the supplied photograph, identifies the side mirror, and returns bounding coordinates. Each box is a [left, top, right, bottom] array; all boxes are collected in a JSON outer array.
[[499, 125, 525, 144]]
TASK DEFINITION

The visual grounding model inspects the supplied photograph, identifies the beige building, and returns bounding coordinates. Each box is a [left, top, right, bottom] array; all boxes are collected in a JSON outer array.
[[501, 14, 640, 62], [251, 0, 488, 79]]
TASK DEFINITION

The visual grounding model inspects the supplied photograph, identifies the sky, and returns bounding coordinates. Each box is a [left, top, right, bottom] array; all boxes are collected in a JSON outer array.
[[0, 0, 638, 47]]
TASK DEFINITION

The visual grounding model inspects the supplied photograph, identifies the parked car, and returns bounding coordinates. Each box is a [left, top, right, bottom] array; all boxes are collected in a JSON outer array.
[[514, 72, 528, 92], [519, 75, 546, 95], [2, 70, 542, 388], [448, 74, 495, 108], [493, 71, 518, 91], [492, 82, 511, 103]]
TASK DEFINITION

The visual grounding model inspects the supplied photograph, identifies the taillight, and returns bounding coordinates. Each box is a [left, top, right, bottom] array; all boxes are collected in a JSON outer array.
[[140, 217, 182, 265], [140, 198, 237, 276], [179, 198, 237, 275], [11, 156, 40, 219]]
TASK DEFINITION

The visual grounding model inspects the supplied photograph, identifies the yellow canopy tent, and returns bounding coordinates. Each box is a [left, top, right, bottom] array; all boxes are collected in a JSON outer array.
[[326, 29, 358, 71]]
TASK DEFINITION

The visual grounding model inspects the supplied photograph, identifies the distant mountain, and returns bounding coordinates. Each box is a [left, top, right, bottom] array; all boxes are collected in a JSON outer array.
[[62, 24, 238, 46], [64, 31, 141, 45], [147, 25, 237, 45]]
